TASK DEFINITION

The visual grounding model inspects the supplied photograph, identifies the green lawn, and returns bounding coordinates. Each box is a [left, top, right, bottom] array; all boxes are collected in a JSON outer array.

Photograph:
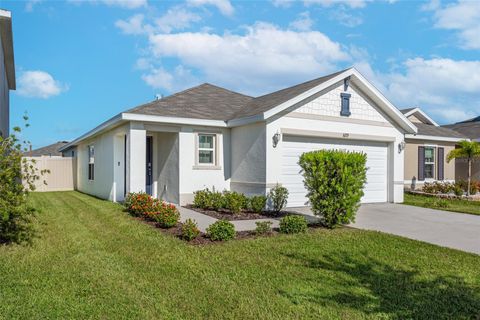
[[1, 192, 479, 319], [404, 192, 480, 216]]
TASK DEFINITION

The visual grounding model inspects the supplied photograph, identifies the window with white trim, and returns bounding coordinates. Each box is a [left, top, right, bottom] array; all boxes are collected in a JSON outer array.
[[424, 146, 435, 179], [88, 145, 95, 180], [198, 134, 215, 165]]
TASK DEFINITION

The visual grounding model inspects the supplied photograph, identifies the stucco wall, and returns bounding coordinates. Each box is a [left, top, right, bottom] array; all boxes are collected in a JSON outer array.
[[178, 127, 231, 205], [76, 124, 128, 201], [404, 139, 456, 189], [230, 122, 267, 195], [0, 37, 9, 138], [155, 132, 179, 204]]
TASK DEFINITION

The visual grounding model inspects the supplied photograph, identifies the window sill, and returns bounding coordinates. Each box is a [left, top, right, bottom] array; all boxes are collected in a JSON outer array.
[[192, 165, 222, 170]]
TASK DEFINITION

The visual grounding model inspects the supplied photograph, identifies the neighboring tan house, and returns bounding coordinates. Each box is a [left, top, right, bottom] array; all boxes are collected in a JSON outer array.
[[25, 141, 70, 157], [0, 9, 15, 138], [444, 117, 480, 181], [59, 68, 417, 207], [401, 107, 467, 189]]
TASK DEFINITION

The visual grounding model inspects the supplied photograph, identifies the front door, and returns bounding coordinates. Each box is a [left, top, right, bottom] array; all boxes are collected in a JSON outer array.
[[146, 136, 153, 195]]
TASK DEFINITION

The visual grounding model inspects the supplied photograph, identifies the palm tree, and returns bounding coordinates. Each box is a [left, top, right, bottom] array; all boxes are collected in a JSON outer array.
[[447, 140, 480, 196]]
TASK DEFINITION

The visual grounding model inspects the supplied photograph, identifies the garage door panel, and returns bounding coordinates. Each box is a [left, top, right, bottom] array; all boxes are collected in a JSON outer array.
[[280, 136, 388, 207]]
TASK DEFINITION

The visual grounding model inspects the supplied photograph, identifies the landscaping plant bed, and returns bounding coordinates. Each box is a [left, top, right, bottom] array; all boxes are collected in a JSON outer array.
[[132, 216, 280, 245], [184, 205, 290, 221], [406, 190, 480, 201]]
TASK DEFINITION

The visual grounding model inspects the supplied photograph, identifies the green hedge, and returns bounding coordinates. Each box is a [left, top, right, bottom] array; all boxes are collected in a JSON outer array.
[[299, 149, 367, 228], [193, 189, 267, 214]]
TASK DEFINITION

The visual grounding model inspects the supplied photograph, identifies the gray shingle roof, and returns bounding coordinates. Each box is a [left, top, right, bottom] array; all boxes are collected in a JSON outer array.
[[415, 123, 466, 138], [400, 107, 416, 114], [25, 141, 69, 157], [126, 69, 349, 121], [232, 69, 349, 119], [443, 119, 480, 139], [127, 83, 253, 121]]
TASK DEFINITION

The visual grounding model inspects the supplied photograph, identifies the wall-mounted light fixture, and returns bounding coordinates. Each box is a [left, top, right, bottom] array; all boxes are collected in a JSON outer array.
[[398, 141, 406, 153], [273, 132, 281, 148], [344, 76, 350, 91]]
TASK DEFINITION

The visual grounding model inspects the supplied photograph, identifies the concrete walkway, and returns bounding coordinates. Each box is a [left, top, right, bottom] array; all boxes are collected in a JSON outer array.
[[177, 206, 322, 232], [177, 206, 217, 232], [178, 207, 284, 232], [290, 204, 480, 255]]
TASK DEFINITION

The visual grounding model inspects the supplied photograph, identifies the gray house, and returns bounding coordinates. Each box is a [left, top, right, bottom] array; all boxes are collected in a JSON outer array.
[[0, 9, 15, 138], [444, 117, 480, 181]]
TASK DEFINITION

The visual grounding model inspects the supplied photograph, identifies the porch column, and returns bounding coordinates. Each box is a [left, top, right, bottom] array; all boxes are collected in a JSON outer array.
[[127, 123, 146, 193]]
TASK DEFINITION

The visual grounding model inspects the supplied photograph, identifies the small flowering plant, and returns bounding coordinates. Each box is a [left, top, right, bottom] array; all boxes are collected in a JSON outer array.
[[124, 192, 161, 217], [124, 193, 179, 228], [152, 202, 180, 228]]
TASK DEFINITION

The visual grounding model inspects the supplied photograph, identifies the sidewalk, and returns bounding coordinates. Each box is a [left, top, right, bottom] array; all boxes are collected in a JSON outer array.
[[177, 206, 318, 232]]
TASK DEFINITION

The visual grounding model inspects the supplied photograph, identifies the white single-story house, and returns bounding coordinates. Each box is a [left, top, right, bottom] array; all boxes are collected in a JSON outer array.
[[59, 68, 417, 207]]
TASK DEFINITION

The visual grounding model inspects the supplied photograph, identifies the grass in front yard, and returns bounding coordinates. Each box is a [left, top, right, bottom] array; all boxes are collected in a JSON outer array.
[[1, 192, 479, 319], [404, 192, 480, 216]]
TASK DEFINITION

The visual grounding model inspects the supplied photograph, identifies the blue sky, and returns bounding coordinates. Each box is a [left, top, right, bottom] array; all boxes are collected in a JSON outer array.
[[4, 0, 480, 148]]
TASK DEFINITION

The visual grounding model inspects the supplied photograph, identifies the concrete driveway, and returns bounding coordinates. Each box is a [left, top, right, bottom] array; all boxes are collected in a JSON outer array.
[[290, 204, 480, 255]]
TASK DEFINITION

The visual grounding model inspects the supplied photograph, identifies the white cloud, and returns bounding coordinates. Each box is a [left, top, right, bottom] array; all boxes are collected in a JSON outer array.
[[427, 0, 480, 50], [155, 7, 201, 33], [115, 7, 201, 35], [115, 14, 147, 35], [68, 0, 147, 9], [187, 0, 234, 16], [330, 10, 363, 27], [100, 0, 147, 9], [25, 0, 42, 12], [145, 22, 350, 94], [17, 71, 67, 99], [305, 0, 370, 9], [271, 0, 294, 8], [355, 58, 480, 123], [289, 12, 314, 31], [142, 65, 198, 92]]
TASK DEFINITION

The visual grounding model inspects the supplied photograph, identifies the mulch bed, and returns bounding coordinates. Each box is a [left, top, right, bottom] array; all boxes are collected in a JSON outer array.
[[131, 216, 280, 246], [184, 205, 290, 221]]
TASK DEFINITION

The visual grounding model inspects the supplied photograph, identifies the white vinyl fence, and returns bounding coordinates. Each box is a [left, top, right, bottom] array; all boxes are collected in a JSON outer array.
[[23, 156, 76, 192]]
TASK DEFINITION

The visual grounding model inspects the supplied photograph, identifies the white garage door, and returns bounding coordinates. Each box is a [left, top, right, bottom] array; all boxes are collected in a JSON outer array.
[[280, 135, 388, 207]]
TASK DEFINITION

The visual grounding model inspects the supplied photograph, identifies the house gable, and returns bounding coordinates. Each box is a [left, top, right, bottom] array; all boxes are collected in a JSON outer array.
[[291, 81, 392, 125], [407, 114, 423, 124], [259, 68, 417, 134]]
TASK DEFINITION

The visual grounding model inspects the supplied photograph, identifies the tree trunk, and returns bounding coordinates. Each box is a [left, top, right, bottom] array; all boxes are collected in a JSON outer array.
[[467, 158, 472, 196]]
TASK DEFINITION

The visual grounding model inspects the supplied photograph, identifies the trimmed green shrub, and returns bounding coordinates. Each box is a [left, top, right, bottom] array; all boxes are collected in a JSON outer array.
[[152, 203, 180, 228], [209, 191, 224, 210], [223, 191, 245, 214], [255, 221, 272, 235], [193, 189, 210, 209], [206, 220, 235, 241], [124, 192, 161, 217], [299, 149, 367, 228], [454, 185, 464, 196], [279, 215, 308, 234], [182, 219, 200, 241], [268, 184, 289, 213], [249, 195, 267, 213]]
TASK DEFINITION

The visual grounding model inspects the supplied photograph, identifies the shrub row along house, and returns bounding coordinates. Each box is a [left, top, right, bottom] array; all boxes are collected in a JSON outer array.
[[57, 67, 475, 207]]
